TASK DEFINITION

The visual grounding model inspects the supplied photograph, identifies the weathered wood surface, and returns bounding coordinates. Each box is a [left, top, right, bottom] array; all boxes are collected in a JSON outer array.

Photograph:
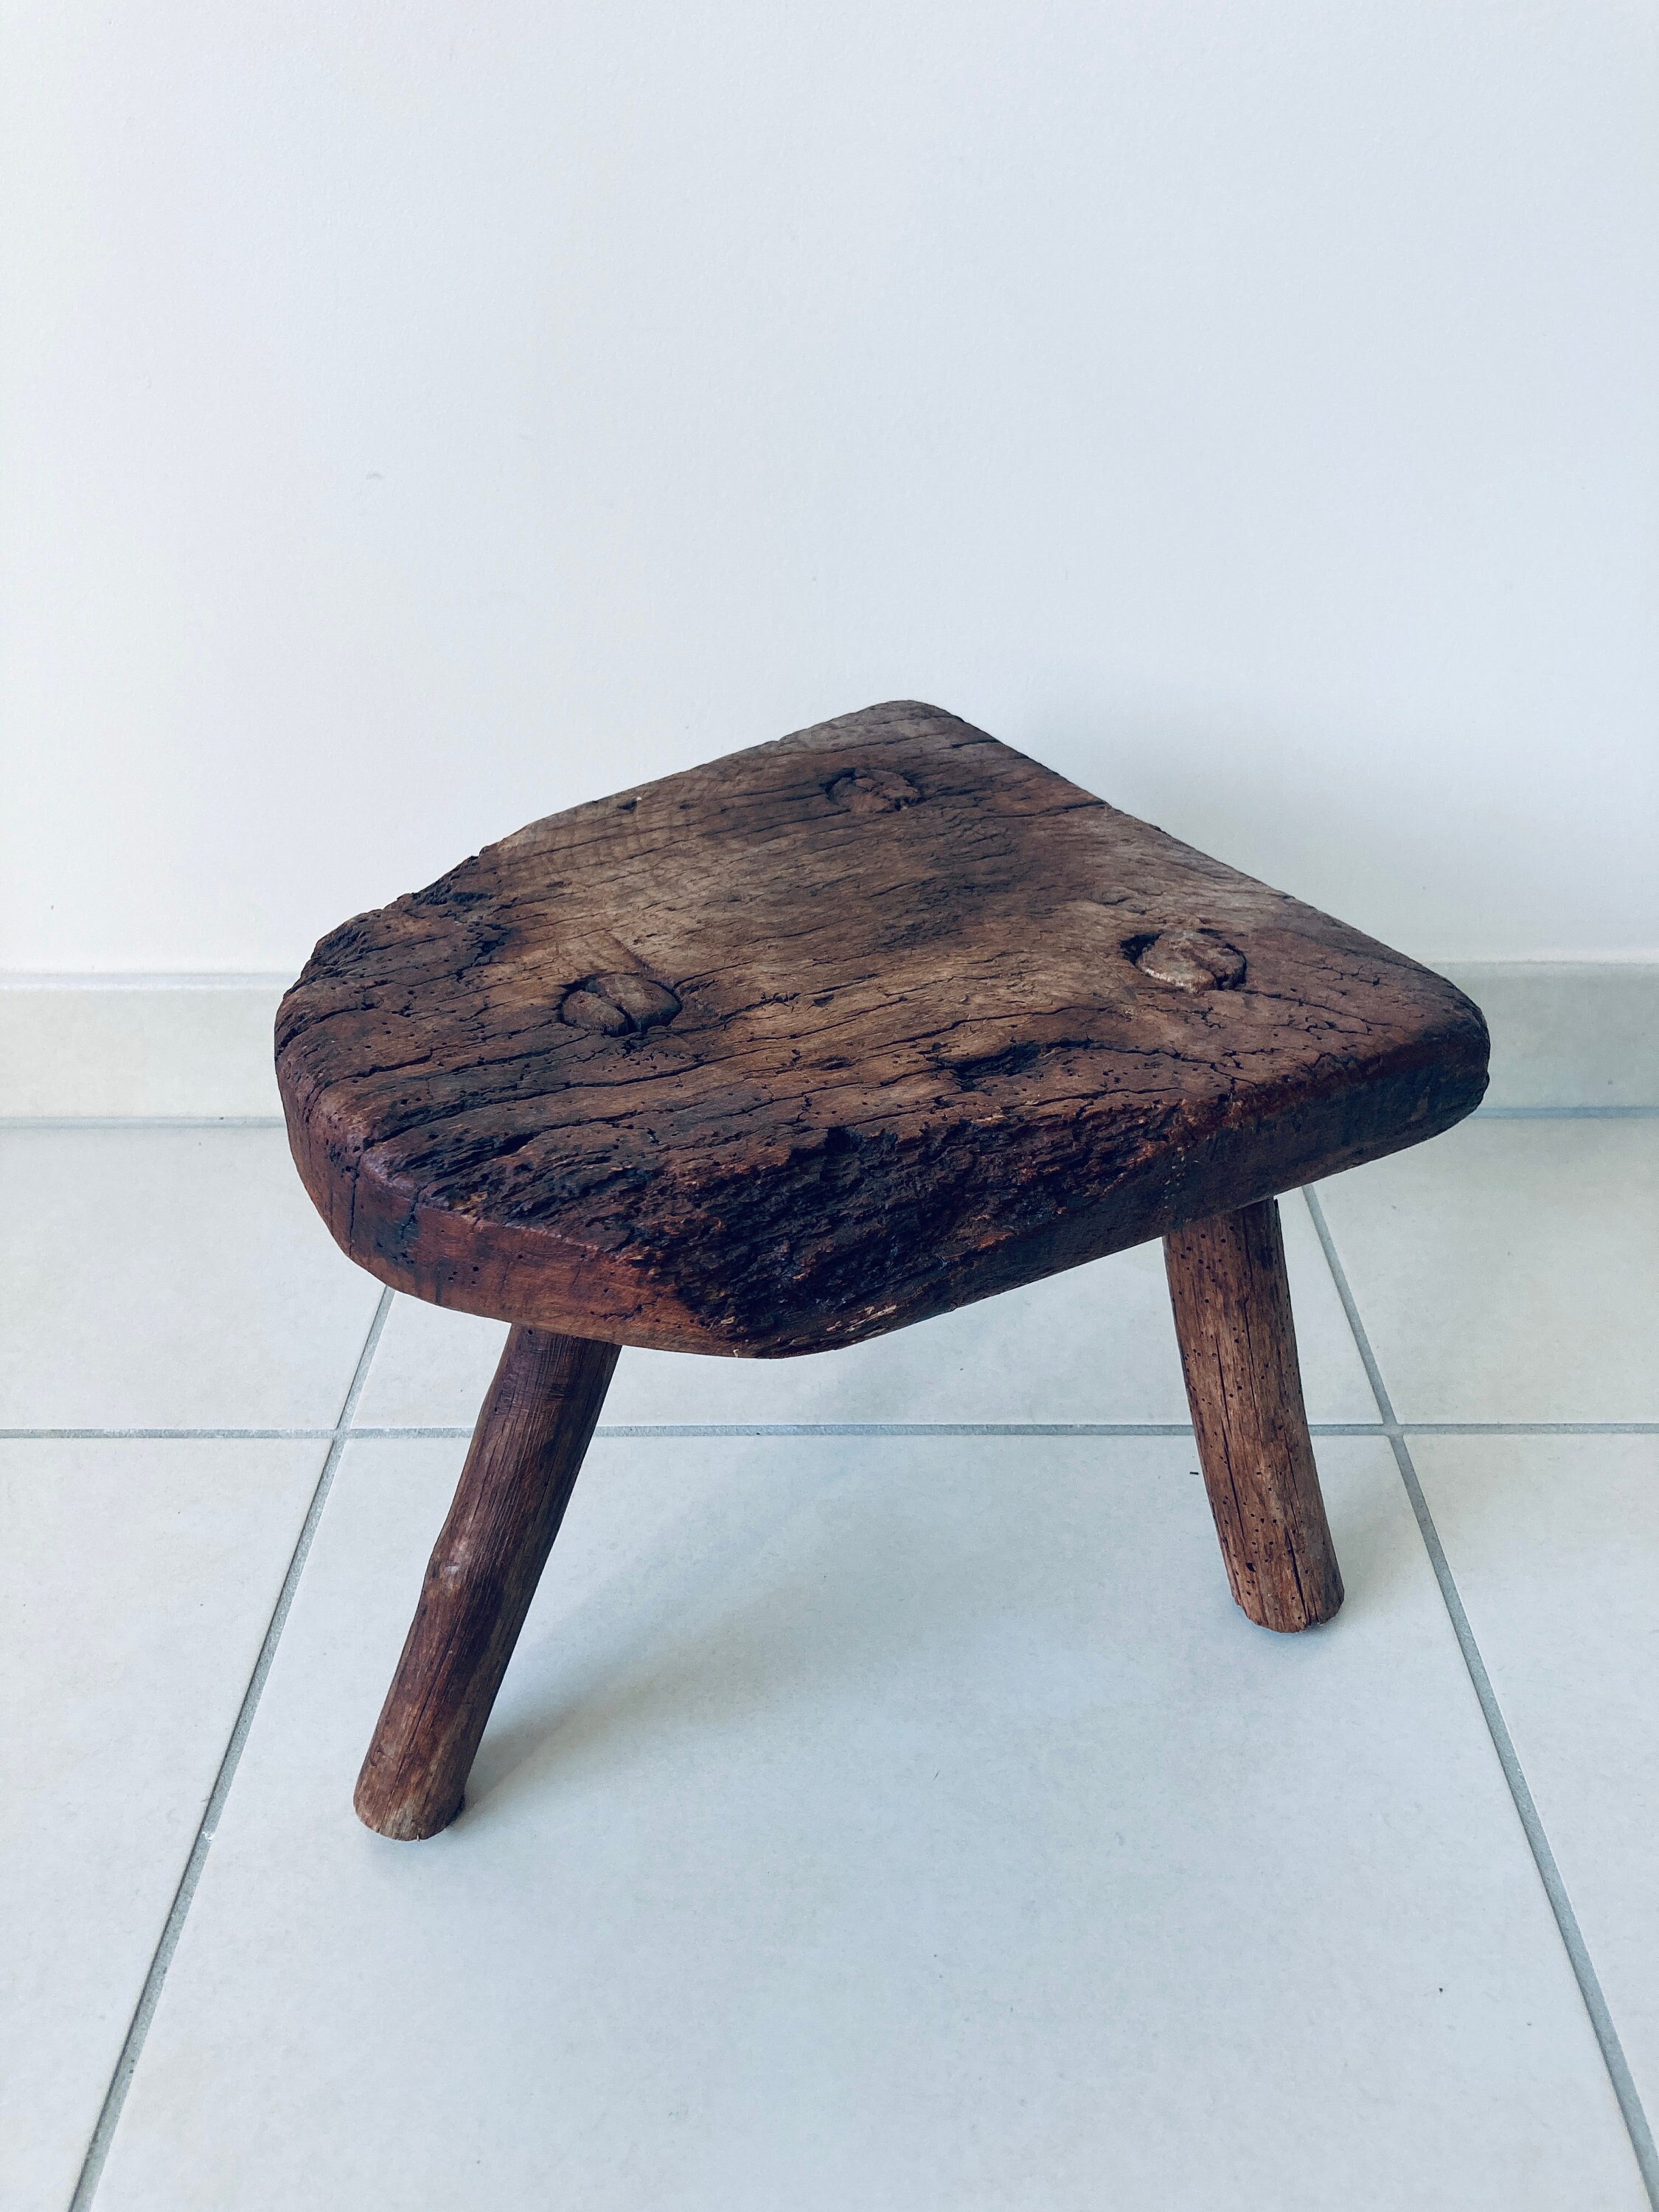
[[1164, 1200, 1343, 1632], [278, 701, 1488, 1356], [355, 1325, 619, 1840]]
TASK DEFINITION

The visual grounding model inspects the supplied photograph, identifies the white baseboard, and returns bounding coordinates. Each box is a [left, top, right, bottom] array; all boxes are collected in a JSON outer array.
[[0, 978, 287, 1118], [1437, 964, 1658, 1109], [1, 964, 1653, 1119]]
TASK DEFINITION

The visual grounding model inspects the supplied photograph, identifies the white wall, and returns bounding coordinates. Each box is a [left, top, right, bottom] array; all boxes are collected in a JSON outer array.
[[3, 1, 1655, 975]]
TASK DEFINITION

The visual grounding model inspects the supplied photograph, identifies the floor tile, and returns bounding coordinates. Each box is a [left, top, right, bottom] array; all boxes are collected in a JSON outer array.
[[97, 1434, 1638, 2210], [0, 1439, 326, 2211], [1413, 1432, 1659, 2124], [1312, 1119, 1659, 1422], [0, 1127, 383, 1428], [354, 1194, 1374, 1431]]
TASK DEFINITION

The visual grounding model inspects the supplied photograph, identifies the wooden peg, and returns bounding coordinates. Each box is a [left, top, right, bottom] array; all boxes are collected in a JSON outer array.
[[1164, 1199, 1343, 1633], [355, 1325, 619, 1840]]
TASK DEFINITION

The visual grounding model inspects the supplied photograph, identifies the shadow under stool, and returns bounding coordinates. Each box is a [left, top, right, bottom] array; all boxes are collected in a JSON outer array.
[[275, 700, 1489, 1840]]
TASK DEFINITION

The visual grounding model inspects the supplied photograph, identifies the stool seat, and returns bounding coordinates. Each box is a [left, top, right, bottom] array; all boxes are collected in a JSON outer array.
[[278, 700, 1487, 1358]]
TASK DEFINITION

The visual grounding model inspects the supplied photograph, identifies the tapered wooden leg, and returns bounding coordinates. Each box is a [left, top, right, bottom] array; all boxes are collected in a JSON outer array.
[[1163, 1197, 1343, 1633], [355, 1325, 620, 1840]]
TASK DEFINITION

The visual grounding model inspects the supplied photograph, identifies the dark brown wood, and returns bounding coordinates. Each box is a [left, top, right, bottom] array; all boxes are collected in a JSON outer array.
[[355, 1325, 619, 1840], [277, 700, 1487, 1357], [1164, 1198, 1343, 1633]]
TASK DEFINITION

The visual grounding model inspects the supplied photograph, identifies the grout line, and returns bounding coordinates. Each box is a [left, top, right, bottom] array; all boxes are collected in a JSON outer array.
[[434, 1419, 1658, 1440], [1302, 1188, 1659, 2205], [67, 1288, 394, 2212], [578, 1421, 1539, 1439], [5, 1420, 1658, 1444], [0, 1422, 1214, 1443], [0, 972, 290, 989], [593, 1422, 1200, 1439], [1474, 1105, 1659, 1119], [1, 1428, 336, 1441], [1383, 1422, 1659, 1436], [0, 1116, 286, 1130]]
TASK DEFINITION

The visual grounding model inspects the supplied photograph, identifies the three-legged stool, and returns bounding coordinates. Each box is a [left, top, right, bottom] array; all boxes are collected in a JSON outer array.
[[276, 702, 1488, 1838]]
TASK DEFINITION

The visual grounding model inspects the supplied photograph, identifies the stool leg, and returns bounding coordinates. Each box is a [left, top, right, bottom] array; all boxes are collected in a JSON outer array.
[[1163, 1197, 1343, 1633], [355, 1325, 620, 1839]]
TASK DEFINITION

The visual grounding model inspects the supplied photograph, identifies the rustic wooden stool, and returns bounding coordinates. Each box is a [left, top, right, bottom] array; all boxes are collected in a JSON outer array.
[[277, 701, 1487, 1840]]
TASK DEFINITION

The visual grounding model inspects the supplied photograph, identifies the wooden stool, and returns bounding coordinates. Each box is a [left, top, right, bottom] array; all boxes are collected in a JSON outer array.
[[277, 702, 1487, 1839]]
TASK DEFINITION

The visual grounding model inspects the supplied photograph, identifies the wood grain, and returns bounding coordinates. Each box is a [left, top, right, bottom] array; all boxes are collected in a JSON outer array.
[[278, 701, 1488, 1356], [355, 1325, 619, 1840], [1164, 1199, 1343, 1633]]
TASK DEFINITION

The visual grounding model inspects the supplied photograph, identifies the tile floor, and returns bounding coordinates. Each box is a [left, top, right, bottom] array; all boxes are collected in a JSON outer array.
[[3, 1108, 1656, 2209]]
